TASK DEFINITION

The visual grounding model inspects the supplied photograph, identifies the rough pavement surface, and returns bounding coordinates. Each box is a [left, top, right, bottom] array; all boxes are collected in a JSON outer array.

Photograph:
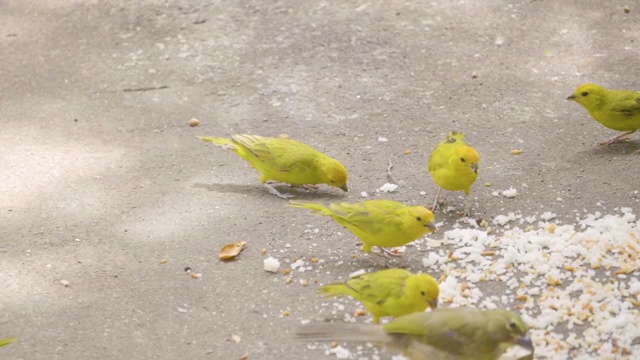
[[1, 0, 639, 359]]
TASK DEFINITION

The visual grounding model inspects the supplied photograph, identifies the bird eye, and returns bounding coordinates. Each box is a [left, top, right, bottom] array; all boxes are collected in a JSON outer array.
[[420, 291, 426, 296], [581, 91, 588, 97], [509, 320, 516, 328], [416, 216, 422, 221], [460, 157, 465, 162]]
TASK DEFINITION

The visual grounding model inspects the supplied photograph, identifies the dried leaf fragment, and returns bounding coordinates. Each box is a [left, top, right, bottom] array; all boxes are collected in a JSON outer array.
[[219, 241, 247, 260], [511, 149, 523, 155]]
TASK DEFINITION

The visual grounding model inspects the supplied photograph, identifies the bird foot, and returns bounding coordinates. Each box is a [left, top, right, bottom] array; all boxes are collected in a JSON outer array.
[[431, 200, 445, 212], [377, 247, 403, 258], [598, 131, 635, 146], [264, 183, 294, 199]]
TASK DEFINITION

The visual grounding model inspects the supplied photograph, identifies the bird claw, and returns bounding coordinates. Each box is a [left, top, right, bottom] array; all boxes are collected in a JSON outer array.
[[598, 131, 635, 146], [376, 247, 403, 258], [264, 183, 294, 199]]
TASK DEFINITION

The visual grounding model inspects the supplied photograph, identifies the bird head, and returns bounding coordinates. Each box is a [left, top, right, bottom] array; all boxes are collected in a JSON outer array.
[[500, 311, 533, 352], [410, 206, 436, 232], [324, 160, 349, 192], [408, 273, 439, 309], [453, 146, 480, 175], [567, 83, 607, 111]]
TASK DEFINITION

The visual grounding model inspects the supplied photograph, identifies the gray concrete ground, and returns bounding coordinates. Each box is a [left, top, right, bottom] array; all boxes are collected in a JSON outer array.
[[1, 0, 639, 359]]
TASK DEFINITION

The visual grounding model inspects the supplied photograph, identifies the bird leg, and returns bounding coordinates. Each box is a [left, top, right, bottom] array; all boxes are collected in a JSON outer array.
[[598, 130, 636, 146], [458, 194, 471, 217], [263, 183, 294, 199], [431, 187, 443, 211]]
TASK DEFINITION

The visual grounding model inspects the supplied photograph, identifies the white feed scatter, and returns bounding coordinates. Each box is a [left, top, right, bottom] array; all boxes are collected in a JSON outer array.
[[349, 269, 366, 278], [377, 183, 398, 193], [501, 187, 517, 198], [360, 191, 368, 198], [377, 136, 388, 142], [422, 209, 640, 359], [327, 345, 351, 359], [263, 257, 281, 272]]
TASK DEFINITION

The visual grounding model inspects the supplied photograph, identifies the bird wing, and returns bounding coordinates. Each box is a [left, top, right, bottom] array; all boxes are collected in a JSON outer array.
[[384, 310, 477, 356], [610, 93, 640, 117], [346, 270, 411, 303], [342, 201, 406, 234], [232, 135, 316, 173], [330, 202, 379, 230]]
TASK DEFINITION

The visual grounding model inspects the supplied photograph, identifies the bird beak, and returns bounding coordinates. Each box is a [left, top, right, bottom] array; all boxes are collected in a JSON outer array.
[[425, 221, 437, 232], [516, 334, 534, 351], [429, 298, 438, 309], [339, 184, 348, 192], [566, 94, 576, 100], [471, 163, 478, 174]]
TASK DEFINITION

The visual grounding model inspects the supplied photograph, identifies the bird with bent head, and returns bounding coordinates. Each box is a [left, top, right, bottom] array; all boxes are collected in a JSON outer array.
[[319, 268, 439, 324], [297, 307, 534, 360], [289, 199, 436, 257], [198, 134, 348, 198]]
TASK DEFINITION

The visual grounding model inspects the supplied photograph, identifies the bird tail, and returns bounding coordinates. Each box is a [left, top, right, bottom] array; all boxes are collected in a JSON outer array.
[[288, 201, 335, 217], [296, 322, 391, 344], [318, 283, 350, 298], [197, 136, 239, 150], [445, 130, 465, 144]]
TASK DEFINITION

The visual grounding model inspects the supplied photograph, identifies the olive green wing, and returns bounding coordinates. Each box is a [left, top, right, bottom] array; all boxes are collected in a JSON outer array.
[[610, 92, 640, 117], [232, 135, 318, 173], [345, 269, 412, 303], [384, 309, 509, 357], [332, 201, 405, 236]]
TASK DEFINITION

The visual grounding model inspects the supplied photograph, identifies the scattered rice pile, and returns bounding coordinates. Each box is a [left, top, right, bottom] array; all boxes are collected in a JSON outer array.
[[425, 207, 639, 359], [304, 208, 640, 359]]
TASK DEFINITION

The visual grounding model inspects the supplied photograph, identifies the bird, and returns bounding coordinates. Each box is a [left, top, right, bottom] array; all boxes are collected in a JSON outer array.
[[428, 131, 479, 216], [567, 83, 640, 145], [296, 307, 534, 360], [288, 199, 436, 256], [319, 268, 439, 323], [198, 134, 348, 198]]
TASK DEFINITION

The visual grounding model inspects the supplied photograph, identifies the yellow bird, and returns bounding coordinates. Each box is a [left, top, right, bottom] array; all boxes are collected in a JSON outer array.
[[297, 307, 533, 360], [567, 83, 640, 145], [198, 134, 348, 198], [428, 131, 479, 215], [320, 268, 439, 323], [289, 199, 436, 256]]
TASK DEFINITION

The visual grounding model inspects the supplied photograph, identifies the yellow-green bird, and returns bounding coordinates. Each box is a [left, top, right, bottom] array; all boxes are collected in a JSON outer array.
[[428, 131, 479, 216], [320, 268, 439, 323], [0, 337, 16, 347], [567, 83, 640, 145], [297, 307, 533, 360], [289, 199, 436, 256], [198, 134, 348, 198]]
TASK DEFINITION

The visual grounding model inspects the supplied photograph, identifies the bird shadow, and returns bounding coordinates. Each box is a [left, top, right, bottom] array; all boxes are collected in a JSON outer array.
[[577, 140, 639, 157], [192, 182, 348, 200]]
